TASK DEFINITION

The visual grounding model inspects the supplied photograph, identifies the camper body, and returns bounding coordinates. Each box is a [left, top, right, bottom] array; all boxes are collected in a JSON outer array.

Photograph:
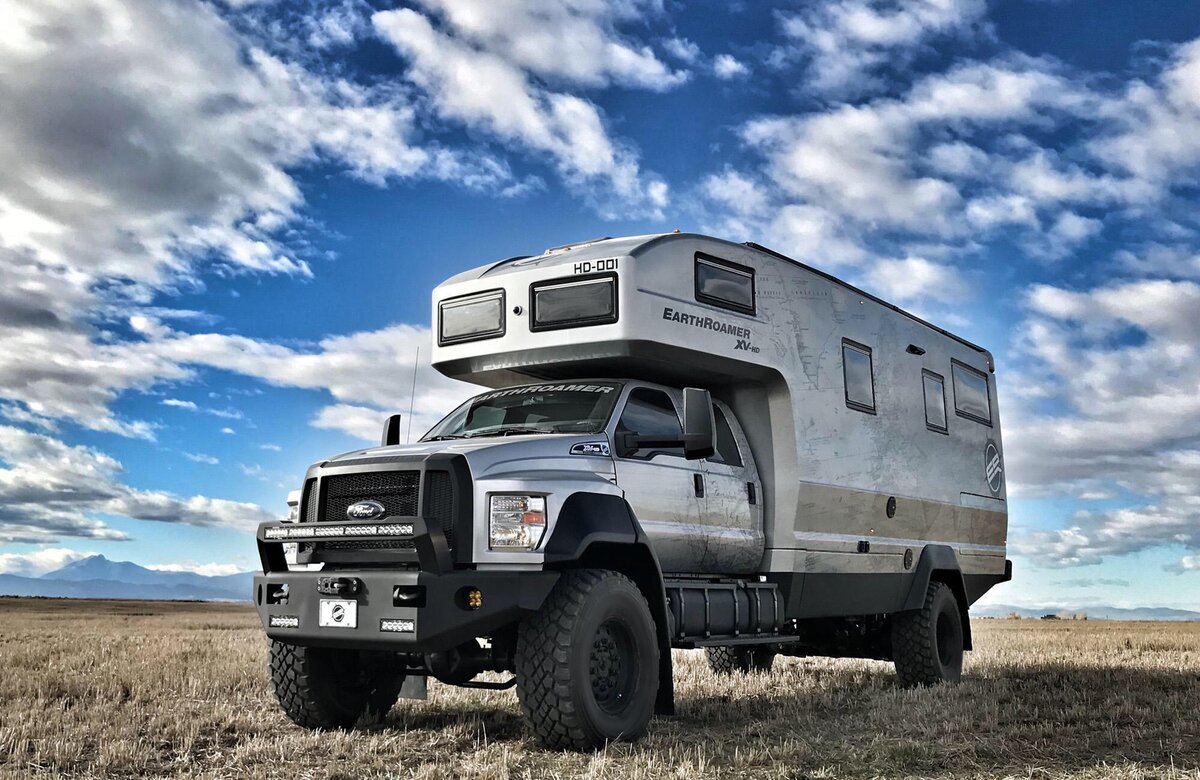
[[253, 233, 1010, 748]]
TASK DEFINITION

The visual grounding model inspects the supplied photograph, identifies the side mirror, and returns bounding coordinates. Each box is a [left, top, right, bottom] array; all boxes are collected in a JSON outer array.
[[682, 388, 715, 460], [613, 431, 639, 459], [381, 414, 403, 446]]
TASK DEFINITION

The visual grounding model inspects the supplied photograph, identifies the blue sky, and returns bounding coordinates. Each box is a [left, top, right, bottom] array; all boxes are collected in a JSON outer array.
[[1, 0, 1199, 609]]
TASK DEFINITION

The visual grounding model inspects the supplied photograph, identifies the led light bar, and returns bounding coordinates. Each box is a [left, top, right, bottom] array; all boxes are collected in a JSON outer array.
[[263, 523, 414, 540], [380, 618, 416, 633], [269, 615, 299, 629]]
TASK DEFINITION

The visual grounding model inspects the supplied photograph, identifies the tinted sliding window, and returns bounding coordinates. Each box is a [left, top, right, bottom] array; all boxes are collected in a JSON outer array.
[[438, 289, 505, 345], [530, 274, 617, 331], [952, 360, 992, 425], [842, 340, 876, 414], [695, 253, 755, 315], [923, 371, 948, 433], [616, 388, 683, 459], [709, 406, 743, 467]]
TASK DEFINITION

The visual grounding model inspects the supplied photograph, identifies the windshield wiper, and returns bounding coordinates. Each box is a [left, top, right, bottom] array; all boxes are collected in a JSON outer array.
[[463, 426, 547, 438], [422, 434, 468, 441]]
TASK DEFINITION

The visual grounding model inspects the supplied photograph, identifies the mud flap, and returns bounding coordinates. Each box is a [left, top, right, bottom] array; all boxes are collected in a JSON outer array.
[[399, 675, 428, 701]]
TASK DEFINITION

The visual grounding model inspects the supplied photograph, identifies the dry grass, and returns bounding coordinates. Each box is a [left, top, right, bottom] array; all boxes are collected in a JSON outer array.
[[0, 598, 1197, 779]]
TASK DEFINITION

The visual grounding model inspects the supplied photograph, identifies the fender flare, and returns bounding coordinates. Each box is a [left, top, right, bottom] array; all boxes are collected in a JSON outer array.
[[902, 544, 973, 651], [542, 492, 675, 715]]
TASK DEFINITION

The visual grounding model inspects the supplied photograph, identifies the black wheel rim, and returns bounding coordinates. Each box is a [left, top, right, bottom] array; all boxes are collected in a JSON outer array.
[[589, 618, 637, 714], [936, 611, 958, 666]]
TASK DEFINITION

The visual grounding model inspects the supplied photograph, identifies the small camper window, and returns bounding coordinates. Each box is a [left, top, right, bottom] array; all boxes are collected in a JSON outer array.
[[439, 289, 505, 346], [923, 371, 948, 433], [842, 340, 875, 414], [695, 254, 755, 315], [952, 360, 992, 425], [530, 274, 617, 331]]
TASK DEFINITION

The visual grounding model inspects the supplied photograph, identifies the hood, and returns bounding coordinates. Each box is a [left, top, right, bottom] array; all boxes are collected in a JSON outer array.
[[321, 432, 612, 477]]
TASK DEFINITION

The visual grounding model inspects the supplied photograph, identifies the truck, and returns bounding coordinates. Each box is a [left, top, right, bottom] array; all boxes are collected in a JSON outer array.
[[253, 232, 1011, 749]]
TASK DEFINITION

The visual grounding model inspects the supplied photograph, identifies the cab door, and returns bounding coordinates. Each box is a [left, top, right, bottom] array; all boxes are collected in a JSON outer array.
[[611, 387, 705, 573], [700, 402, 764, 574]]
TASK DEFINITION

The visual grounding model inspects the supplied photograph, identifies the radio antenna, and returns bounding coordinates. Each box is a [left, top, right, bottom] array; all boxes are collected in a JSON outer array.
[[406, 346, 419, 443]]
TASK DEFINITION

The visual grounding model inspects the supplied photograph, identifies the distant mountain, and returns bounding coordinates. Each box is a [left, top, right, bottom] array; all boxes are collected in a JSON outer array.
[[0, 555, 253, 602], [972, 603, 1200, 621]]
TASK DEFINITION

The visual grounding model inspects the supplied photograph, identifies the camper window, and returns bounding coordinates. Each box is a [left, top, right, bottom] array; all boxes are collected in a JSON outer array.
[[695, 254, 755, 315], [842, 340, 876, 414], [530, 274, 617, 331], [952, 360, 992, 425], [617, 388, 684, 459], [923, 371, 948, 433], [439, 289, 505, 345], [709, 406, 743, 467]]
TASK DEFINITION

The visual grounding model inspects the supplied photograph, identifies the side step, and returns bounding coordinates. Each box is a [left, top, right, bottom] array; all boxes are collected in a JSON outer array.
[[663, 579, 793, 649]]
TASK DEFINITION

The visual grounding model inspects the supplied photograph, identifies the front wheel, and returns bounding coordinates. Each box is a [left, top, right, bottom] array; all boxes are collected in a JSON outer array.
[[891, 581, 964, 687], [515, 569, 660, 750], [269, 641, 406, 729]]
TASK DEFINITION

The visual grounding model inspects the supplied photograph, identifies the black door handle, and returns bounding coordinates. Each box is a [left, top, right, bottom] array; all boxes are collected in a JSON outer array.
[[693, 473, 705, 498]]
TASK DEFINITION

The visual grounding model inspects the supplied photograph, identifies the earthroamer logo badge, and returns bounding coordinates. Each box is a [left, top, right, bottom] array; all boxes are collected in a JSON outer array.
[[346, 500, 386, 520], [984, 441, 1003, 495]]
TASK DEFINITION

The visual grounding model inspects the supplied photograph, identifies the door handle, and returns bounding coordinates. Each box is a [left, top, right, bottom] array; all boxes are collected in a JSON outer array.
[[693, 473, 705, 498]]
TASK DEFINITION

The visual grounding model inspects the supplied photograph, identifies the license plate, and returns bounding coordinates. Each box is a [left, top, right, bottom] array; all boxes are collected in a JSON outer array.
[[319, 599, 357, 629]]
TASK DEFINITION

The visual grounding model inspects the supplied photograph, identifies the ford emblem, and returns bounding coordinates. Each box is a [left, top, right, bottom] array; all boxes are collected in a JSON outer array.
[[346, 500, 386, 520]]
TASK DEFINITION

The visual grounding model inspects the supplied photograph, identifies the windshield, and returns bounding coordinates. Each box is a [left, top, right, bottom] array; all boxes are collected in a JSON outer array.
[[422, 382, 623, 441]]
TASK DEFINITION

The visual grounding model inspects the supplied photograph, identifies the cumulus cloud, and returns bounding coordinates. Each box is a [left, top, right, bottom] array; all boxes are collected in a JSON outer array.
[[0, 547, 95, 577], [1005, 279, 1200, 567], [146, 323, 478, 443], [146, 561, 245, 577], [372, 3, 672, 218], [0, 425, 278, 543], [866, 256, 971, 304], [713, 54, 749, 80], [780, 0, 988, 97]]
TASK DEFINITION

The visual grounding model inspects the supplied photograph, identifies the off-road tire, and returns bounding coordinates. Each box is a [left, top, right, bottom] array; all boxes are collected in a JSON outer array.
[[269, 640, 406, 729], [891, 581, 964, 687], [705, 646, 776, 675], [515, 569, 660, 750]]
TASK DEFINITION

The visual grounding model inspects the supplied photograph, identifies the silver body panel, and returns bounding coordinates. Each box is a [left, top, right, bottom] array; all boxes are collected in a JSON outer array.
[[422, 233, 1008, 586]]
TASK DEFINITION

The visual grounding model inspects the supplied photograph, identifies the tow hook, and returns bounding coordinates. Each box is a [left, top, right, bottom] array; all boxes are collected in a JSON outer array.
[[316, 576, 361, 597]]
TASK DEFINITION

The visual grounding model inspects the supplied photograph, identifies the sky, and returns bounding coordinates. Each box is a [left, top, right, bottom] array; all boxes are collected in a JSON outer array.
[[0, 0, 1199, 609]]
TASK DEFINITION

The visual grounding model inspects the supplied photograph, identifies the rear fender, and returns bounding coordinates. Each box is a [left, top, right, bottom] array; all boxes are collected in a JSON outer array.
[[902, 544, 973, 651]]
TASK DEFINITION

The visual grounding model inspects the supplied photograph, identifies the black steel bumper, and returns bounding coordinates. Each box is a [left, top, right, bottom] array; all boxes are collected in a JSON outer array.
[[254, 499, 561, 652], [253, 566, 559, 652]]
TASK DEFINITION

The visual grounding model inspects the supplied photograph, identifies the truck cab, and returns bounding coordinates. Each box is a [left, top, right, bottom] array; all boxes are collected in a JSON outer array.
[[253, 233, 1011, 749]]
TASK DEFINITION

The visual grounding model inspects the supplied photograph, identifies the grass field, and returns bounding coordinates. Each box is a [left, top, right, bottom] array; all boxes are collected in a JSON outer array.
[[0, 598, 1197, 779]]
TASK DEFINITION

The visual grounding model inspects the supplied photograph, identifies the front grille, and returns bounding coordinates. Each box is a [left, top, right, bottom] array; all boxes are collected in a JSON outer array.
[[299, 467, 461, 562], [424, 471, 454, 548], [302, 479, 318, 523], [321, 471, 420, 521]]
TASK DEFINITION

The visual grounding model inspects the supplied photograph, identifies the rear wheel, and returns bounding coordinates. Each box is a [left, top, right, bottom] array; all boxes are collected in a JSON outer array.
[[515, 569, 659, 750], [269, 640, 406, 729], [891, 581, 964, 687], [706, 646, 776, 675]]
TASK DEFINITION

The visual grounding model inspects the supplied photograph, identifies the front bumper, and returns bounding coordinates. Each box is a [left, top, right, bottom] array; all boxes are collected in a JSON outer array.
[[253, 567, 559, 652]]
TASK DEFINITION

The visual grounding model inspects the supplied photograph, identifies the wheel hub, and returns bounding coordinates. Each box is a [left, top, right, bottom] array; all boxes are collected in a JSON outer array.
[[589, 620, 635, 712]]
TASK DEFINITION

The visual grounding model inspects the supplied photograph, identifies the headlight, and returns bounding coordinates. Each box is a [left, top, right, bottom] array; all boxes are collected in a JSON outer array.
[[489, 495, 546, 550], [284, 494, 301, 566]]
